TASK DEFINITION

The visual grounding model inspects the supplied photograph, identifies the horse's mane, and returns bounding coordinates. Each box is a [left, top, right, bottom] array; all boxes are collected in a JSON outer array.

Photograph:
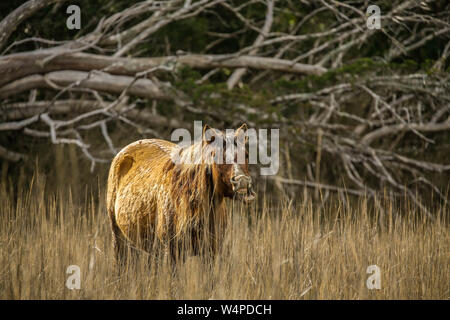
[[168, 139, 222, 237]]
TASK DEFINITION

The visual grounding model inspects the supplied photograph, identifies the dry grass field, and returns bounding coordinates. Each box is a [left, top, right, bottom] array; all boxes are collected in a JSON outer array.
[[0, 166, 448, 300]]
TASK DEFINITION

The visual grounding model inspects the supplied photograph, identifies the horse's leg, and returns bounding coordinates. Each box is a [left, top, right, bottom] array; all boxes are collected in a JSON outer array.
[[143, 233, 162, 278], [110, 216, 128, 273], [112, 221, 144, 275]]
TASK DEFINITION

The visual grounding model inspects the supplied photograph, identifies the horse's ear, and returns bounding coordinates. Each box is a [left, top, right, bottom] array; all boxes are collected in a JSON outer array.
[[203, 124, 211, 136], [236, 123, 248, 132], [235, 123, 248, 144], [202, 124, 216, 144]]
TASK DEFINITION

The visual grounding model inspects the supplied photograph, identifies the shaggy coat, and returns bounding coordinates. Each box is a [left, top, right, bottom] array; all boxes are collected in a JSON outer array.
[[107, 124, 253, 263]]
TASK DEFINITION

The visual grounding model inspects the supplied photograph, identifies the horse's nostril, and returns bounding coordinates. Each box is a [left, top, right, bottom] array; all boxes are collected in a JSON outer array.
[[232, 175, 251, 181]]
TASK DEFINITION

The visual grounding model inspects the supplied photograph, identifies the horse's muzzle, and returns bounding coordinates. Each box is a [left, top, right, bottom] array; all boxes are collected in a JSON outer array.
[[230, 175, 256, 202]]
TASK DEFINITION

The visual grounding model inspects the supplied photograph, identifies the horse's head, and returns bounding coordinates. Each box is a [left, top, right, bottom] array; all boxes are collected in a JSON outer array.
[[202, 123, 256, 202]]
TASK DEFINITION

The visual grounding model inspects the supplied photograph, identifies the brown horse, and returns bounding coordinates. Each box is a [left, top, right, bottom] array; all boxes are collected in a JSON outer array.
[[106, 123, 255, 265]]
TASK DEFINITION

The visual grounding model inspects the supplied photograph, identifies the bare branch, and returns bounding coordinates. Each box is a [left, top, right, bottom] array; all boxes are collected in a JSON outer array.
[[227, 0, 274, 89]]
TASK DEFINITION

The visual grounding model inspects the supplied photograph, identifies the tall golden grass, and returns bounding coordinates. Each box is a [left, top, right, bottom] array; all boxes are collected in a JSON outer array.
[[0, 164, 448, 300]]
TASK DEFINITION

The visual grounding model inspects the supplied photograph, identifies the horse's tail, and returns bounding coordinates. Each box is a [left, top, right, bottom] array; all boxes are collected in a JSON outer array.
[[107, 151, 134, 264]]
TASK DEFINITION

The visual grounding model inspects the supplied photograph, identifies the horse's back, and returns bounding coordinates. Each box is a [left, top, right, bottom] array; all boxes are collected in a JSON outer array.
[[110, 138, 175, 182], [114, 139, 175, 165]]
